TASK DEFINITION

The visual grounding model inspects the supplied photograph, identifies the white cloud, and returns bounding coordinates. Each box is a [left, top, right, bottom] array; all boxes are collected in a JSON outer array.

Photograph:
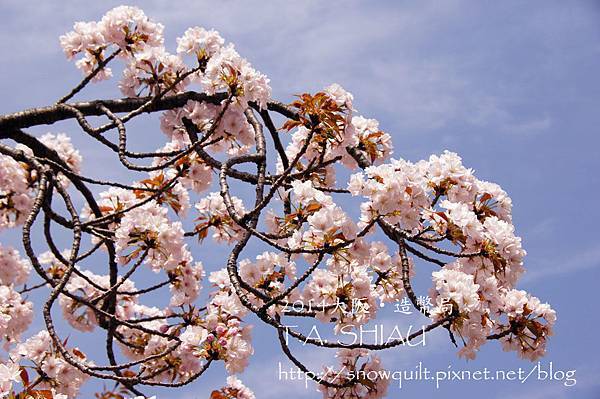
[[523, 245, 600, 283]]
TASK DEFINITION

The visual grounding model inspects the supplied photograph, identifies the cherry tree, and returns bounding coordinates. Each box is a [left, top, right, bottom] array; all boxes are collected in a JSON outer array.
[[0, 6, 556, 399]]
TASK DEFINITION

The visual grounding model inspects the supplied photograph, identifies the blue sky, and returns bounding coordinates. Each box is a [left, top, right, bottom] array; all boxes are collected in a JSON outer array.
[[1, 1, 599, 398]]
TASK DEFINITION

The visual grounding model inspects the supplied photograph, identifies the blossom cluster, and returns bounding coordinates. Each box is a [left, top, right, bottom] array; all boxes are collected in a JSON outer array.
[[60, 5, 164, 79], [339, 150, 554, 360], [286, 180, 357, 253], [0, 285, 33, 346], [112, 200, 204, 306], [278, 84, 393, 187], [0, 244, 31, 286], [210, 376, 255, 399], [58, 268, 137, 332], [194, 192, 246, 243], [7, 331, 90, 397], [0, 132, 80, 231], [263, 180, 417, 330], [61, 5, 271, 107], [0, 245, 32, 346], [0, 153, 33, 230], [319, 349, 389, 399], [239, 251, 297, 302]]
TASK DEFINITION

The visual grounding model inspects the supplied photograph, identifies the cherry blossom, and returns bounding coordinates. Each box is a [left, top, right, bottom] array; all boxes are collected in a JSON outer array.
[[58, 268, 137, 332], [11, 331, 90, 397], [0, 154, 33, 230], [0, 285, 33, 346], [119, 46, 188, 97], [194, 192, 246, 243], [0, 361, 20, 396], [211, 376, 255, 399], [319, 349, 390, 399], [99, 6, 164, 53], [0, 244, 31, 286], [0, 5, 558, 398], [177, 27, 225, 60], [498, 289, 556, 361]]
